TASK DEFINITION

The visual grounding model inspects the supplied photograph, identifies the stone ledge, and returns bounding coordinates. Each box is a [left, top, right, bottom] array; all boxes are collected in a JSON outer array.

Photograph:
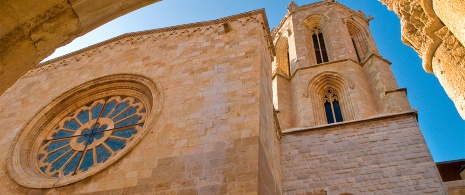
[[282, 110, 418, 134], [444, 180, 465, 189]]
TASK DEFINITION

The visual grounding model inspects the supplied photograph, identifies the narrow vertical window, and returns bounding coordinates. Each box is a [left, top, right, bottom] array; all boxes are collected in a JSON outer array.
[[311, 28, 329, 64], [286, 48, 291, 76], [351, 37, 361, 62], [323, 89, 343, 124]]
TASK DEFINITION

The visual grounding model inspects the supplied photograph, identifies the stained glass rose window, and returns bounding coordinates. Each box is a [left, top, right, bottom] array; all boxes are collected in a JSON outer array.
[[8, 74, 162, 188], [38, 96, 146, 178]]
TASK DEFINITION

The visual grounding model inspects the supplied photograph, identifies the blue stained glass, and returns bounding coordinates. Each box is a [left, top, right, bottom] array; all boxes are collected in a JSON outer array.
[[102, 101, 117, 117], [50, 150, 74, 172], [109, 102, 129, 119], [90, 133, 104, 144], [38, 96, 146, 178], [91, 104, 104, 120], [112, 128, 137, 138], [324, 102, 334, 124], [77, 110, 90, 124], [63, 151, 82, 176], [106, 138, 126, 152], [77, 124, 107, 145], [114, 116, 142, 128], [94, 124, 108, 133], [78, 129, 93, 144], [45, 146, 71, 163], [52, 130, 74, 139], [114, 107, 137, 122], [79, 150, 94, 172], [64, 119, 80, 130], [333, 100, 343, 122], [46, 140, 70, 152], [96, 145, 111, 163]]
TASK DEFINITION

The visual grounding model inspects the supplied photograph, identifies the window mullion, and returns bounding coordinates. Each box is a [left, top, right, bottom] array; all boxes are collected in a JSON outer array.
[[317, 33, 324, 63]]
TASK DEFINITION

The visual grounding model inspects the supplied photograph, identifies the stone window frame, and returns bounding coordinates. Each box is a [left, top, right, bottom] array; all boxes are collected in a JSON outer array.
[[345, 19, 370, 62], [310, 27, 329, 64], [8, 74, 163, 188], [306, 71, 355, 126], [275, 36, 291, 76], [303, 15, 330, 65], [323, 88, 344, 124]]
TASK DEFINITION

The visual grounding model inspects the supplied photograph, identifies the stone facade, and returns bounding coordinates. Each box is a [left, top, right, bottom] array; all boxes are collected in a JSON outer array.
[[0, 1, 451, 195], [281, 114, 443, 194], [1, 0, 465, 120], [273, 2, 446, 195], [0, 10, 279, 194]]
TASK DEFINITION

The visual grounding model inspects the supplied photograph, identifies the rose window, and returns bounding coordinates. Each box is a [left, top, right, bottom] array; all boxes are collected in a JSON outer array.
[[8, 74, 162, 188], [38, 96, 146, 178]]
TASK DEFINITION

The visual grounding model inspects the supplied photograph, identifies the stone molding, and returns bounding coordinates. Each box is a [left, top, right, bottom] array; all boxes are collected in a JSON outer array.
[[380, 0, 465, 118], [7, 73, 163, 188], [282, 110, 417, 134], [379, 0, 447, 72], [272, 53, 392, 80], [32, 9, 274, 76], [272, 1, 369, 39]]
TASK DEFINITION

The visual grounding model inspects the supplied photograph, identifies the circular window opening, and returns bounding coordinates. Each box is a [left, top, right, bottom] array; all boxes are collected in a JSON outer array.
[[8, 74, 162, 188]]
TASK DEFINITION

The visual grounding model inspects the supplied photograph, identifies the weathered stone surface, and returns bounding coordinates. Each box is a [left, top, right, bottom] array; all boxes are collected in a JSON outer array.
[[1, 0, 465, 121], [0, 1, 457, 194], [281, 114, 446, 195], [273, 2, 445, 195], [0, 10, 275, 194], [433, 0, 465, 47], [0, 0, 160, 95], [380, 0, 465, 119]]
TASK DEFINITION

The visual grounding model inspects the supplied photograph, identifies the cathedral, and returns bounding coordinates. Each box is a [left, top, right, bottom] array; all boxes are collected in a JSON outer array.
[[0, 1, 456, 194]]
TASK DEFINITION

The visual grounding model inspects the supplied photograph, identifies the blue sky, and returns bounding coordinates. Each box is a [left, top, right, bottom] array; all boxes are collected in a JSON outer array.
[[44, 0, 464, 162]]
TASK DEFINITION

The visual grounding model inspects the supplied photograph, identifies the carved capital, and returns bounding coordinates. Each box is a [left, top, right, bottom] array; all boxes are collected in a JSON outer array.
[[380, 0, 443, 73]]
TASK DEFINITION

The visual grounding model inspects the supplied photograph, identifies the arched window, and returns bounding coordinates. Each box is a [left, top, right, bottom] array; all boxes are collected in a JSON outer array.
[[351, 36, 362, 62], [276, 37, 291, 76], [323, 88, 343, 124], [346, 20, 368, 62], [311, 27, 329, 64]]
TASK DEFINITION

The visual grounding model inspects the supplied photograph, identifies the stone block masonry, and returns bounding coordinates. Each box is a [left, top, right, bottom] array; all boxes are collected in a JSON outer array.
[[281, 113, 446, 195], [0, 10, 276, 194]]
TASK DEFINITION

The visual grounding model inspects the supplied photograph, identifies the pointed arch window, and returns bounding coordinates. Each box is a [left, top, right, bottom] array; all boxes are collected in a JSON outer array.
[[276, 37, 291, 76], [351, 37, 362, 62], [347, 21, 369, 63], [323, 89, 343, 124], [311, 28, 329, 64]]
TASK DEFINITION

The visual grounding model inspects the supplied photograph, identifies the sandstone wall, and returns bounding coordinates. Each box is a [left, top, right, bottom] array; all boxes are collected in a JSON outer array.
[[0, 10, 274, 194], [280, 114, 446, 194]]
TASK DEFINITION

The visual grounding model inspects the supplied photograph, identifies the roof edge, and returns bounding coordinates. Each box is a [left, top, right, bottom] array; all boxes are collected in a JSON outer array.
[[39, 9, 273, 67]]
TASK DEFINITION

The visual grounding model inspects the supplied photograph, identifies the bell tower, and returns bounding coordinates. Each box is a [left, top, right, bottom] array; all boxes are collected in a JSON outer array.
[[274, 1, 446, 194], [273, 1, 411, 129]]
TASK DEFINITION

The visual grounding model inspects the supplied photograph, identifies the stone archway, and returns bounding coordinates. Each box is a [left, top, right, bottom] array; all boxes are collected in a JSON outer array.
[[1, 0, 465, 119], [0, 0, 160, 94]]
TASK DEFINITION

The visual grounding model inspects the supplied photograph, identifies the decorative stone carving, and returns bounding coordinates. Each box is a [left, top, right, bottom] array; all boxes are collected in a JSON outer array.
[[380, 0, 443, 73], [433, 26, 465, 118], [8, 74, 163, 188], [380, 0, 465, 118]]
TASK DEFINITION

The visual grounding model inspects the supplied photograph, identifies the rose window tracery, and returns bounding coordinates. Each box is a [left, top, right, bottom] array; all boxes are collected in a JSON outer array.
[[38, 96, 146, 178]]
